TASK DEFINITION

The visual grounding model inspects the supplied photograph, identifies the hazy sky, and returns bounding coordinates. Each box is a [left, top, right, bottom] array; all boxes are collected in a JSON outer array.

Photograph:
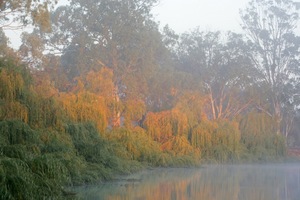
[[152, 0, 250, 33], [4, 0, 252, 48]]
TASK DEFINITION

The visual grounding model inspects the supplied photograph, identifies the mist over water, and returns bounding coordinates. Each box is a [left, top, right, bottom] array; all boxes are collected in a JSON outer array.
[[73, 164, 300, 200]]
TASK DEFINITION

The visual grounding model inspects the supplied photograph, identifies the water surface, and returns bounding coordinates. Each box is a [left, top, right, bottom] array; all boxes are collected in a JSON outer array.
[[73, 164, 300, 200]]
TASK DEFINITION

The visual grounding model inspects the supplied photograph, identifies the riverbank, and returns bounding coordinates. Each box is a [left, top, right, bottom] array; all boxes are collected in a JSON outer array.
[[69, 158, 300, 199], [71, 164, 300, 200], [288, 148, 300, 157]]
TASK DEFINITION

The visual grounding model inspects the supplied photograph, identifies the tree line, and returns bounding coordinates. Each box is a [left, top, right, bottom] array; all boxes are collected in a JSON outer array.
[[0, 0, 299, 198]]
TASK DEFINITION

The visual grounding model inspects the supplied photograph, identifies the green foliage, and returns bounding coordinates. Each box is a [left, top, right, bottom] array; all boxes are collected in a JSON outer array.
[[0, 61, 30, 123], [239, 112, 277, 136], [239, 112, 287, 161], [0, 59, 64, 129], [26, 92, 63, 129], [30, 154, 71, 185], [0, 156, 71, 199], [0, 158, 48, 200], [0, 120, 144, 199], [0, 56, 289, 199], [1, 0, 294, 197], [0, 120, 40, 145], [190, 120, 242, 163], [65, 123, 141, 179], [107, 127, 163, 165], [107, 127, 201, 167], [0, 120, 68, 199], [212, 121, 241, 162]]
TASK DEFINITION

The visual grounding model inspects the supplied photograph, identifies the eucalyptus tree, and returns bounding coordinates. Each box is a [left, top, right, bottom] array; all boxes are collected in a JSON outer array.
[[0, 0, 59, 31], [177, 30, 255, 120], [46, 0, 167, 126], [50, 0, 162, 88], [240, 0, 300, 136], [0, 28, 9, 56]]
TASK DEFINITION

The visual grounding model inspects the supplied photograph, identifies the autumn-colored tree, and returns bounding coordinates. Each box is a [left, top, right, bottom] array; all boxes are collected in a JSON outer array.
[[58, 91, 108, 133], [0, 58, 63, 128], [161, 135, 200, 158], [31, 71, 58, 99], [123, 98, 146, 128], [46, 0, 168, 126], [0, 61, 28, 123]]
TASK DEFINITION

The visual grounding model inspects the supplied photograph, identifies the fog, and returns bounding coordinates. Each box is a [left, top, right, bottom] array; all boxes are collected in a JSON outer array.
[[74, 164, 300, 200], [152, 0, 249, 33]]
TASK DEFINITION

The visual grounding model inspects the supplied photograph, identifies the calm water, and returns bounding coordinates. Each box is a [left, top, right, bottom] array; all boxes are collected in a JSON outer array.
[[73, 164, 300, 200]]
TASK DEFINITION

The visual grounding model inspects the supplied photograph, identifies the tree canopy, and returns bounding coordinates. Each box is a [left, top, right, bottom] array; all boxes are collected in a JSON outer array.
[[0, 0, 59, 31], [1, 0, 299, 198], [240, 0, 300, 135]]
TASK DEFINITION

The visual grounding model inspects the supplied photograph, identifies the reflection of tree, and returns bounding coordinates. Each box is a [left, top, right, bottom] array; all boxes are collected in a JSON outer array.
[[75, 165, 300, 200]]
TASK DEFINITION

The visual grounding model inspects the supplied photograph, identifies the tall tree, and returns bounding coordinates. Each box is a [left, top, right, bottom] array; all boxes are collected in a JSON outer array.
[[49, 0, 162, 86], [177, 30, 254, 120], [46, 0, 165, 126], [240, 0, 300, 135]]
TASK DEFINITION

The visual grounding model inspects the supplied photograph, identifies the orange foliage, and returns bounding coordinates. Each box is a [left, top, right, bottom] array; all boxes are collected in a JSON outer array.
[[58, 91, 108, 133], [0, 68, 24, 101], [0, 68, 28, 122], [32, 71, 59, 98], [55, 68, 124, 131], [161, 135, 200, 157], [123, 98, 146, 127], [84, 67, 114, 98], [0, 101, 28, 123]]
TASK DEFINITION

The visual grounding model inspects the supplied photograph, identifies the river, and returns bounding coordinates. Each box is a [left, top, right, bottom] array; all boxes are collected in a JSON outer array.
[[73, 164, 300, 200]]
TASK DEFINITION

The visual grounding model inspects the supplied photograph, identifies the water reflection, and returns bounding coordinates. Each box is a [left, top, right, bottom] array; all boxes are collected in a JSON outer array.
[[74, 164, 300, 200]]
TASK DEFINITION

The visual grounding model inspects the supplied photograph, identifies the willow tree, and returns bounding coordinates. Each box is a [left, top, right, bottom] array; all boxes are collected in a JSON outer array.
[[240, 0, 300, 136], [0, 67, 28, 123]]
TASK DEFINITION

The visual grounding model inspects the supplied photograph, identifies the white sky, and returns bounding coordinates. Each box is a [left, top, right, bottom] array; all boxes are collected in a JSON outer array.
[[152, 0, 250, 33], [2, 0, 255, 49]]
